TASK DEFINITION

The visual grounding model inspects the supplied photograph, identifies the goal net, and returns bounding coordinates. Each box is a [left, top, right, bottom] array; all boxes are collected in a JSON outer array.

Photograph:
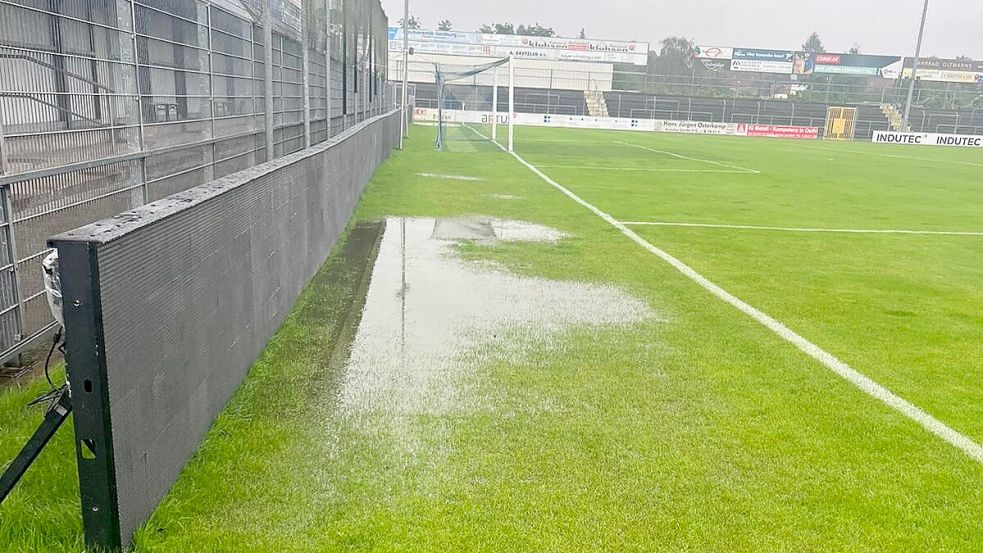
[[433, 57, 511, 151]]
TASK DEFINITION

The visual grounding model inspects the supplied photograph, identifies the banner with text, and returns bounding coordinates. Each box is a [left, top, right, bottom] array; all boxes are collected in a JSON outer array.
[[872, 131, 983, 148], [742, 124, 819, 139], [390, 28, 649, 65], [902, 57, 983, 83], [413, 108, 824, 140]]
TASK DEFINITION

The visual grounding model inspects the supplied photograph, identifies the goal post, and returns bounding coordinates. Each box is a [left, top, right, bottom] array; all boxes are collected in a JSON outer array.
[[433, 57, 511, 151]]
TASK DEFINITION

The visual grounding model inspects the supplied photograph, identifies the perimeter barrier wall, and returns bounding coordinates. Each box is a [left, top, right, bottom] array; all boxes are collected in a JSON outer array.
[[50, 108, 401, 550]]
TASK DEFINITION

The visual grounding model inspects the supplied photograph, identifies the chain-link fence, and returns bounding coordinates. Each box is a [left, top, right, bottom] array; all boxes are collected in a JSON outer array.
[[0, 0, 394, 362]]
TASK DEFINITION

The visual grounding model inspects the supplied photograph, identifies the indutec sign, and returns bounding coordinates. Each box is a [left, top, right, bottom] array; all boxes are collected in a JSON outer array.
[[872, 131, 983, 148]]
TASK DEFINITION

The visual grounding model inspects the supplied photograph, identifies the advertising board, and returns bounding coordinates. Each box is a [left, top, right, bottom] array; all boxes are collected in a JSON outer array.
[[389, 28, 649, 65], [731, 59, 793, 74], [743, 124, 818, 139], [901, 58, 983, 83], [694, 45, 734, 60], [872, 131, 983, 148]]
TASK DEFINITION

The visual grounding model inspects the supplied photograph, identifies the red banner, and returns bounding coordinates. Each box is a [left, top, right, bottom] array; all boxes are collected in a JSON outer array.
[[741, 124, 819, 140]]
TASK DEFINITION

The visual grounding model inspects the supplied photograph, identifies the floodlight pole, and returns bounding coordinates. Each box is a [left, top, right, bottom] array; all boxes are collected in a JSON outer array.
[[399, 0, 409, 149], [508, 57, 515, 152], [902, 0, 930, 131]]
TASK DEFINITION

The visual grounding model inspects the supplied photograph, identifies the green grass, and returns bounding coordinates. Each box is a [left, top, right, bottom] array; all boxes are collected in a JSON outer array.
[[1, 123, 982, 551]]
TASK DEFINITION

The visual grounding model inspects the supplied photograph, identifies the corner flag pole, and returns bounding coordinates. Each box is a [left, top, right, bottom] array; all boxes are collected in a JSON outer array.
[[399, 0, 409, 149], [902, 0, 929, 131], [508, 57, 515, 152]]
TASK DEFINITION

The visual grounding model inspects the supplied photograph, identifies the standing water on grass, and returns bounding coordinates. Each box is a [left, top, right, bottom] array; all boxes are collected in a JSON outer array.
[[338, 217, 655, 445]]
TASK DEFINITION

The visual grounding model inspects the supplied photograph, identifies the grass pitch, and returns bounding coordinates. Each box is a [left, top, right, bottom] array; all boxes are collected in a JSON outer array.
[[1, 123, 982, 551]]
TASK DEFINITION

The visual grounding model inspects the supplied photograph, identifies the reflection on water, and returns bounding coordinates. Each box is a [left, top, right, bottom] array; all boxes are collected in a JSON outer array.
[[339, 217, 655, 433]]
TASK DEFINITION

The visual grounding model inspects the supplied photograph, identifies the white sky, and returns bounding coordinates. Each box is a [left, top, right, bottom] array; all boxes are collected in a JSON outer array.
[[379, 0, 983, 59]]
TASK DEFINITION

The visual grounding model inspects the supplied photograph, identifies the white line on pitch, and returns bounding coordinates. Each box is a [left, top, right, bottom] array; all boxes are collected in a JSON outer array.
[[617, 141, 761, 174], [621, 221, 983, 237], [792, 144, 983, 168], [464, 124, 983, 465], [535, 165, 753, 174]]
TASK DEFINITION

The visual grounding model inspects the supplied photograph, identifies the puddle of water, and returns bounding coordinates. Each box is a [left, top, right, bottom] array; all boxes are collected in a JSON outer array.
[[416, 173, 482, 181], [338, 217, 654, 436]]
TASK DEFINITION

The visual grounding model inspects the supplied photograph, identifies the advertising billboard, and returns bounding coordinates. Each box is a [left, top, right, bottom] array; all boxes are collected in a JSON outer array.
[[697, 44, 902, 78], [731, 58, 794, 74], [902, 58, 983, 83], [694, 46, 734, 60], [873, 131, 983, 148], [390, 28, 650, 65]]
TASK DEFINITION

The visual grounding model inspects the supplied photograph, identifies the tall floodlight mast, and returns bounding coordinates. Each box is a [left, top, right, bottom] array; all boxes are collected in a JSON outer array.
[[399, 0, 410, 148], [902, 0, 930, 131]]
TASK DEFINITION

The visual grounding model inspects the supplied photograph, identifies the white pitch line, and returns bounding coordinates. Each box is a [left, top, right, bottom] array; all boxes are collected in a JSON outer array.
[[535, 165, 753, 174], [617, 141, 761, 174], [622, 221, 983, 237], [791, 144, 983, 169], [464, 125, 983, 465]]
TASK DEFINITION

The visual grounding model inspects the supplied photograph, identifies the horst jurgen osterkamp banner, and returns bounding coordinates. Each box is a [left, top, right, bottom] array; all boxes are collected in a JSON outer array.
[[389, 28, 649, 65]]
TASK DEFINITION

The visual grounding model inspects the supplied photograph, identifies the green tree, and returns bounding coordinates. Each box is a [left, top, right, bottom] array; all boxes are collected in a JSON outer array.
[[802, 32, 825, 53], [479, 22, 515, 34], [438, 19, 453, 31], [398, 16, 422, 30], [517, 23, 556, 37], [653, 36, 697, 76]]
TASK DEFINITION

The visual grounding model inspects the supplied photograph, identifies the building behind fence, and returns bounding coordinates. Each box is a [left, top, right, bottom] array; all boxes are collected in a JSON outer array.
[[0, 0, 394, 362]]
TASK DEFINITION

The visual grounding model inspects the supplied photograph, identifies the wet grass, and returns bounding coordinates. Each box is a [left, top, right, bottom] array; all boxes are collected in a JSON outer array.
[[1, 124, 982, 551]]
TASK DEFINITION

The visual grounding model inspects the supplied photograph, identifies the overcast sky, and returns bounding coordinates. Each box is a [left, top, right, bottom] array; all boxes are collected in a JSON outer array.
[[380, 0, 983, 59]]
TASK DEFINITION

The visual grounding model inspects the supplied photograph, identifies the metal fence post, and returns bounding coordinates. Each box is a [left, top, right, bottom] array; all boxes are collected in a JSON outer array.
[[123, 0, 147, 207], [263, 1, 275, 159], [1, 187, 24, 353], [200, 3, 215, 182], [301, 0, 311, 148], [325, 4, 332, 139]]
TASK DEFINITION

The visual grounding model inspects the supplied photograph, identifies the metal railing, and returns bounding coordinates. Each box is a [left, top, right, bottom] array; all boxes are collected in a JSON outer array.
[[0, 0, 394, 363]]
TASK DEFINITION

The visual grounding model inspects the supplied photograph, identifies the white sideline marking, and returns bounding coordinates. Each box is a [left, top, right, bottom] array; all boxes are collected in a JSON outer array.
[[617, 141, 761, 174], [464, 125, 983, 464], [536, 165, 753, 174], [794, 145, 983, 169], [622, 221, 983, 237], [417, 173, 482, 181]]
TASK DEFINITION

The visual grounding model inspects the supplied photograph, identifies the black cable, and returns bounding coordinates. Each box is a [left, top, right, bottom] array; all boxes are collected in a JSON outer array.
[[43, 329, 62, 390]]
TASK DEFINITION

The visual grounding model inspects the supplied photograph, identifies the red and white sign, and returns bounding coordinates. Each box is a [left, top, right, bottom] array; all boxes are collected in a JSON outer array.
[[815, 54, 842, 65], [742, 124, 819, 140]]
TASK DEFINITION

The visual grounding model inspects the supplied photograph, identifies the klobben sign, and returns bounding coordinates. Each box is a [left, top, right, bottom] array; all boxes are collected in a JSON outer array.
[[872, 131, 983, 148]]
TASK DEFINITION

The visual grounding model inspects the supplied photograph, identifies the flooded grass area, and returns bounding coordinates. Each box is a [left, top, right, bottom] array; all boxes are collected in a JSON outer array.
[[2, 126, 982, 552]]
